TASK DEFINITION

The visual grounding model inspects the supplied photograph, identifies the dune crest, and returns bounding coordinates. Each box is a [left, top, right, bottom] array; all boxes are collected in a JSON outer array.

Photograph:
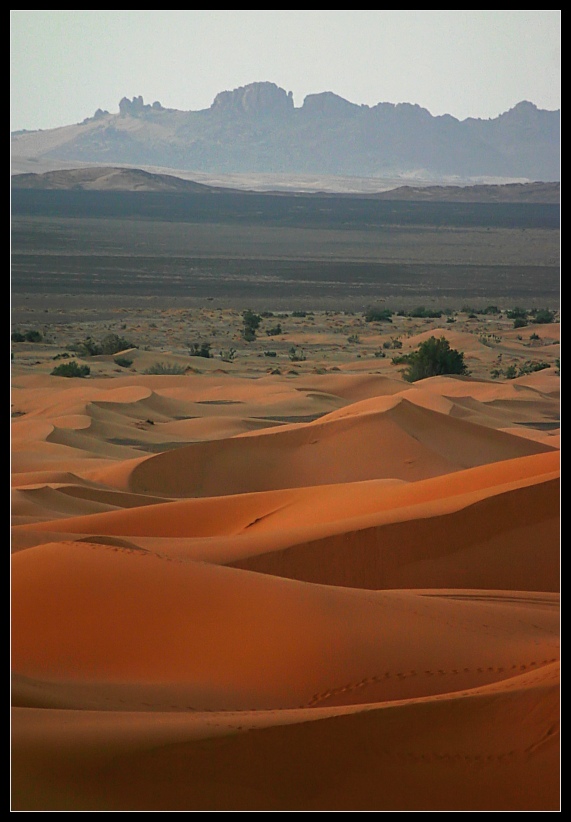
[[11, 362, 559, 810]]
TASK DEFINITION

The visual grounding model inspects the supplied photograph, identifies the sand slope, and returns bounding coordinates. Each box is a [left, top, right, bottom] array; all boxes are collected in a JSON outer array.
[[11, 368, 560, 810]]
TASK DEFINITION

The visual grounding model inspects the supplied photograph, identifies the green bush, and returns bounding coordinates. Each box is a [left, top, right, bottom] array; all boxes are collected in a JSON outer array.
[[531, 309, 555, 324], [398, 336, 469, 382], [507, 307, 528, 320], [51, 361, 90, 378], [114, 356, 133, 368], [101, 333, 135, 354], [265, 324, 283, 336], [189, 341, 211, 358], [71, 337, 103, 356], [242, 309, 262, 341], [364, 306, 393, 323], [144, 362, 187, 375], [513, 318, 528, 329], [11, 331, 25, 342], [408, 306, 442, 319], [24, 330, 43, 343]]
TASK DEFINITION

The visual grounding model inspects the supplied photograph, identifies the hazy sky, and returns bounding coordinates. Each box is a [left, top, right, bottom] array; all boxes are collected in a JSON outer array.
[[11, 10, 560, 132]]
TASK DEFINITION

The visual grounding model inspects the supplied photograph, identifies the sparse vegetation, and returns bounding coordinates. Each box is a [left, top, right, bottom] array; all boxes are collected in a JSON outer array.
[[71, 337, 103, 356], [144, 362, 187, 375], [364, 306, 393, 323], [12, 330, 43, 343], [242, 309, 262, 341], [288, 346, 306, 362], [382, 338, 403, 350], [114, 356, 133, 368], [265, 324, 283, 336], [531, 308, 555, 324], [71, 333, 135, 357], [51, 361, 90, 378], [100, 333, 135, 354], [397, 336, 469, 382], [491, 360, 551, 379], [189, 341, 211, 358], [507, 307, 528, 321], [407, 306, 443, 319]]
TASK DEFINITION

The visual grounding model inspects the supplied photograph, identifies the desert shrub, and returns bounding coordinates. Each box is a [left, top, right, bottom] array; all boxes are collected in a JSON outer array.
[[189, 341, 211, 358], [463, 305, 500, 316], [517, 360, 551, 375], [220, 348, 237, 362], [11, 329, 44, 343], [71, 337, 103, 356], [446, 316, 456, 323], [364, 306, 393, 323], [263, 350, 277, 357], [383, 338, 403, 350], [531, 308, 555, 324], [513, 318, 528, 329], [114, 356, 133, 368], [373, 349, 386, 358], [51, 361, 90, 378], [265, 324, 283, 336], [398, 336, 469, 382], [242, 309, 262, 341], [288, 346, 306, 362], [347, 334, 361, 343], [291, 311, 308, 318], [507, 307, 528, 320], [144, 362, 187, 375], [101, 333, 135, 354], [408, 306, 442, 319]]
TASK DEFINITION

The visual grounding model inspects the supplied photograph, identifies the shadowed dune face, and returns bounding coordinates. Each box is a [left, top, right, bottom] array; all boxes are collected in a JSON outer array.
[[11, 366, 560, 810]]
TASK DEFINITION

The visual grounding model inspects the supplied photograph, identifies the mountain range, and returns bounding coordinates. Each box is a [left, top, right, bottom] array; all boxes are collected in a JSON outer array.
[[11, 81, 560, 183]]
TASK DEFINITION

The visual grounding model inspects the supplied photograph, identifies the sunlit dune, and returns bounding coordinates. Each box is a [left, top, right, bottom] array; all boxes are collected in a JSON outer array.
[[11, 360, 560, 810]]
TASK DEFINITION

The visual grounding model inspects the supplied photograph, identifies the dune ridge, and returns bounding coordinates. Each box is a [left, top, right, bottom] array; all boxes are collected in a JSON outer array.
[[11, 365, 560, 810]]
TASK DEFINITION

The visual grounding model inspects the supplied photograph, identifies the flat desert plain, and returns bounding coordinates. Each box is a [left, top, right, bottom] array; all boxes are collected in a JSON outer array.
[[11, 302, 560, 810]]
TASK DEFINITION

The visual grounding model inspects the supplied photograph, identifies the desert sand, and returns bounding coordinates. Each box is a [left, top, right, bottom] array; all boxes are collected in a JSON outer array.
[[11, 308, 560, 810]]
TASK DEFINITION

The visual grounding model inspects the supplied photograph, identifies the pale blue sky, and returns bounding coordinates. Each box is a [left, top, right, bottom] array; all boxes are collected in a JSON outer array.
[[11, 10, 561, 132]]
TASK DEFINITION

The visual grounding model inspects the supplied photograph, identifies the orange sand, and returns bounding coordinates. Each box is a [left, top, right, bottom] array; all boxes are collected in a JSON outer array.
[[11, 368, 560, 810]]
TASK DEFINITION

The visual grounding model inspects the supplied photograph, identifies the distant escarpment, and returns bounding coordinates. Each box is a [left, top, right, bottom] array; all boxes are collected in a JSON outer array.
[[11, 82, 560, 181]]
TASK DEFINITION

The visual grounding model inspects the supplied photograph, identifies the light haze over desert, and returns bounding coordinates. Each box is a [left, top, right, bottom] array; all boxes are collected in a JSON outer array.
[[11, 10, 560, 812]]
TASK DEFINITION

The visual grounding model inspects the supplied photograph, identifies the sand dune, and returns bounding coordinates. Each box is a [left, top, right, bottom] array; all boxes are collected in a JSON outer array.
[[11, 364, 560, 810]]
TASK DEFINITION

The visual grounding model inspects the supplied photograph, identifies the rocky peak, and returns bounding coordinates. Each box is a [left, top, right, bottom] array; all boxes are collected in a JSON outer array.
[[301, 92, 361, 117], [211, 82, 294, 115], [118, 96, 163, 116]]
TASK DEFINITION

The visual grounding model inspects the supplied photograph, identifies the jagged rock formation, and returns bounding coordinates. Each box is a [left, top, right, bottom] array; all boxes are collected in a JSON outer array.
[[11, 82, 560, 181]]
